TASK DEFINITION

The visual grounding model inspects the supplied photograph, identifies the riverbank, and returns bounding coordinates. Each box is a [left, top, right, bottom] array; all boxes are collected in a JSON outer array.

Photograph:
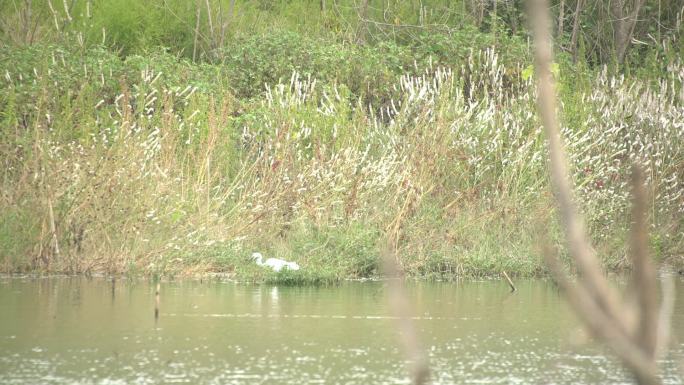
[[1, 17, 682, 283]]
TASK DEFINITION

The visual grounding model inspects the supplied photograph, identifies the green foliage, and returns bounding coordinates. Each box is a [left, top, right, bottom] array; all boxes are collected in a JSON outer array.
[[0, 206, 40, 271], [521, 62, 559, 81], [0, 1, 681, 282], [222, 31, 330, 98]]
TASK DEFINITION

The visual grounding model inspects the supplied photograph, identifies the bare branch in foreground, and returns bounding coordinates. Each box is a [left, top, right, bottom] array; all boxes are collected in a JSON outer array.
[[381, 238, 430, 385], [529, 0, 671, 384], [544, 245, 658, 381], [629, 166, 659, 360], [656, 275, 675, 359], [382, 183, 430, 385], [530, 0, 627, 335]]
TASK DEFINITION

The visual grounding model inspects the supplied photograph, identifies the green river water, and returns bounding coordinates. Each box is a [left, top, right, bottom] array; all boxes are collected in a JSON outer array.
[[1, 276, 683, 384]]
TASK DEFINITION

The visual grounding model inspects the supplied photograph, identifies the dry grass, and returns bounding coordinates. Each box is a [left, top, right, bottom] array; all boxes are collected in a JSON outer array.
[[0, 43, 682, 278]]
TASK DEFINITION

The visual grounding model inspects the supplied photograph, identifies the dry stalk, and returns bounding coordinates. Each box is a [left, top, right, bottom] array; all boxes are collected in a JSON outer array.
[[46, 188, 60, 262], [570, 0, 585, 61], [193, 0, 201, 62], [205, 0, 215, 42], [46, 0, 60, 31], [530, 0, 671, 384]]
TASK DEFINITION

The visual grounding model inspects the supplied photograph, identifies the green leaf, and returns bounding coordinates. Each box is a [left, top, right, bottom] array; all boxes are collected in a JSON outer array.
[[521, 63, 560, 81], [522, 65, 534, 81]]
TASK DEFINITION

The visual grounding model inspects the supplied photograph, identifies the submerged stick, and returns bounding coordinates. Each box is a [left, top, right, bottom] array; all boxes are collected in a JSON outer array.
[[502, 271, 516, 292]]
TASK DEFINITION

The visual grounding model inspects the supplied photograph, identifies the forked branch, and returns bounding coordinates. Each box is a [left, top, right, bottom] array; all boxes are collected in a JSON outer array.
[[529, 0, 670, 384]]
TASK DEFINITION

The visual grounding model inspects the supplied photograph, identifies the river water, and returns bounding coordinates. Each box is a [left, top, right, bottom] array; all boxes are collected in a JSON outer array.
[[1, 276, 682, 384]]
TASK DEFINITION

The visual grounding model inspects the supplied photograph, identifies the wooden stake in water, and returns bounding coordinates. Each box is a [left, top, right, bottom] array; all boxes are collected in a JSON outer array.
[[502, 271, 516, 293], [154, 283, 160, 321]]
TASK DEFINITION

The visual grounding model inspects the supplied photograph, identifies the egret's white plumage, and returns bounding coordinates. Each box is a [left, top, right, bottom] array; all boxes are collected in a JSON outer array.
[[251, 252, 300, 272]]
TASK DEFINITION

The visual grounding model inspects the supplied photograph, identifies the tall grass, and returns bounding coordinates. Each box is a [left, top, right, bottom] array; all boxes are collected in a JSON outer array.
[[0, 43, 682, 280]]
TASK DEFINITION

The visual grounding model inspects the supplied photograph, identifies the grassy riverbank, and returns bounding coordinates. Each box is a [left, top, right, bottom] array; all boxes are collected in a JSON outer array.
[[1, 2, 683, 283]]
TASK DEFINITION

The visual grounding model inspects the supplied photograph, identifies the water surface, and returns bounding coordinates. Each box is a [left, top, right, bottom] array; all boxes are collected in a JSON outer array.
[[1, 277, 683, 384]]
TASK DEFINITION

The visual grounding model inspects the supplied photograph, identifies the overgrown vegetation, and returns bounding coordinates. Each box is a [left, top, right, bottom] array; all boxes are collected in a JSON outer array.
[[0, 1, 682, 282]]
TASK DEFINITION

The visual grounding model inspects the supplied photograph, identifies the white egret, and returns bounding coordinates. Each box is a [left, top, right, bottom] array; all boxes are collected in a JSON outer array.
[[251, 252, 300, 272]]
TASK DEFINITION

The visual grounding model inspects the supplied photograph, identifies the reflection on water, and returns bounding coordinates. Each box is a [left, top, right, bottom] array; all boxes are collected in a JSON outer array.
[[0, 276, 682, 384]]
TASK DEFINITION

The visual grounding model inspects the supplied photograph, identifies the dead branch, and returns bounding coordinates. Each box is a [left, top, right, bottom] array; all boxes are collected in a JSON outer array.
[[531, 0, 628, 337], [629, 166, 659, 360], [382, 186, 430, 385], [529, 0, 670, 384], [382, 240, 430, 385]]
